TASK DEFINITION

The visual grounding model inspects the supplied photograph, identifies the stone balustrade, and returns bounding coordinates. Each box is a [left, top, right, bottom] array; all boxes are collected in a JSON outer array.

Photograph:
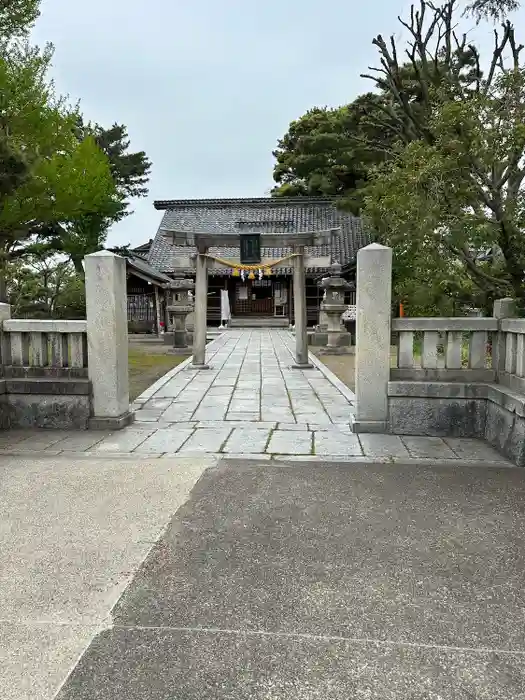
[[0, 317, 91, 430], [391, 317, 498, 382], [386, 314, 525, 464], [0, 251, 133, 431], [352, 243, 525, 465], [2, 319, 88, 376]]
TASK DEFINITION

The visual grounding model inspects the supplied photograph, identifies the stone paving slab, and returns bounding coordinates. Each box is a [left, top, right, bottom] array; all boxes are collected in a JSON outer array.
[[223, 428, 272, 454], [359, 434, 411, 459], [134, 428, 195, 454], [443, 437, 506, 461], [402, 435, 458, 459], [93, 429, 155, 453], [44, 432, 109, 452], [226, 412, 260, 421], [179, 427, 232, 453], [0, 428, 514, 463], [267, 430, 313, 455], [314, 429, 362, 456]]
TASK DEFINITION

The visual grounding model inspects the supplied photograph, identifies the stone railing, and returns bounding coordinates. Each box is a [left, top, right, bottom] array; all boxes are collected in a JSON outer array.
[[1, 319, 88, 377], [353, 243, 525, 465], [391, 317, 498, 383]]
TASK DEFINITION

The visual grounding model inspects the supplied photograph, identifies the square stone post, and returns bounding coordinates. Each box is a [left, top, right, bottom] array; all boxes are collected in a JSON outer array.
[[353, 243, 392, 433], [154, 285, 162, 335], [493, 297, 516, 379], [192, 251, 209, 369], [292, 246, 313, 369], [0, 302, 11, 369], [84, 251, 134, 429]]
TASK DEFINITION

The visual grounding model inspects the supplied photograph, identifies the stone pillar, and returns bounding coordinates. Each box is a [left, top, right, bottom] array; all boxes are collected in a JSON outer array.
[[493, 297, 516, 319], [0, 302, 11, 322], [493, 297, 517, 379], [192, 252, 209, 369], [154, 286, 162, 335], [84, 251, 134, 429], [0, 302, 11, 368], [292, 246, 312, 369], [353, 243, 392, 433]]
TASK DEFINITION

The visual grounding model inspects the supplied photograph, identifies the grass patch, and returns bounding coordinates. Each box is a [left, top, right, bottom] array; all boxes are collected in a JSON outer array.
[[128, 345, 187, 401]]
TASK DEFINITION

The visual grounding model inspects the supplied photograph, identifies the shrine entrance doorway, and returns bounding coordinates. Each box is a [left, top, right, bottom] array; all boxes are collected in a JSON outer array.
[[233, 278, 273, 316]]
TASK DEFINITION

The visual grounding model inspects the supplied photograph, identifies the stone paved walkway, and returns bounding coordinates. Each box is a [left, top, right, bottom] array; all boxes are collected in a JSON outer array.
[[0, 330, 510, 463]]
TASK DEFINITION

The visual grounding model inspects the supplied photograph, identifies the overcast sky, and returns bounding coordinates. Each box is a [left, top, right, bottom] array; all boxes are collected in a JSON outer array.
[[31, 0, 522, 248]]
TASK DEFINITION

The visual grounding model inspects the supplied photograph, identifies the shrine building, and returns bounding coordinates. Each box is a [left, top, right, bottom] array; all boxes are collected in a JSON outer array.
[[133, 196, 369, 329]]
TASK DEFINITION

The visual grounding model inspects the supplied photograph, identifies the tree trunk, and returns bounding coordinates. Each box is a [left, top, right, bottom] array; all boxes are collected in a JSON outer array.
[[72, 257, 85, 277]]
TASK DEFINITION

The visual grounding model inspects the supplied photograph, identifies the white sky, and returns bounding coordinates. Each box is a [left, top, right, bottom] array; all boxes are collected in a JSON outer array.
[[31, 0, 523, 248]]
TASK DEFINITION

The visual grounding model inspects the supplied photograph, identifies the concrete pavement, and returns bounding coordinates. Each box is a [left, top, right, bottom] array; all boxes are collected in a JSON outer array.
[[54, 457, 525, 699], [0, 454, 215, 700]]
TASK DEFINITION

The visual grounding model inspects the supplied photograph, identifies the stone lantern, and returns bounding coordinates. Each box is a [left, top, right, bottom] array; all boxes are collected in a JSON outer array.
[[318, 261, 352, 353], [166, 276, 195, 354]]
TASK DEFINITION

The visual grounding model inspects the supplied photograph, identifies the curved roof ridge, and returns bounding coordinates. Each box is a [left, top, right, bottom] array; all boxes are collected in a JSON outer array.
[[154, 196, 342, 210]]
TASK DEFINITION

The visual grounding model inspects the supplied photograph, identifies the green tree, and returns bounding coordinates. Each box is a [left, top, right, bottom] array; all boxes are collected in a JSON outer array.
[[6, 255, 85, 318], [270, 53, 477, 212], [362, 0, 525, 310], [271, 93, 398, 209], [0, 0, 42, 207], [53, 121, 152, 272], [466, 0, 520, 20], [0, 0, 40, 42], [0, 42, 120, 282]]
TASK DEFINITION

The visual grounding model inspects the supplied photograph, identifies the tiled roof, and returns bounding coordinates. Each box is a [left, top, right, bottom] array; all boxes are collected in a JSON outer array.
[[148, 197, 369, 274], [126, 254, 172, 285], [132, 240, 153, 255]]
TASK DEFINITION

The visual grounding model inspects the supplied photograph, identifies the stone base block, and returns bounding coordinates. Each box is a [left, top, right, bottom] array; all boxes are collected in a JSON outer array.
[[485, 401, 525, 467], [167, 348, 192, 357], [164, 331, 194, 346], [388, 397, 486, 438], [5, 377, 90, 395], [0, 394, 11, 430], [308, 331, 352, 348], [291, 362, 314, 370], [5, 394, 91, 430], [316, 346, 355, 355], [189, 364, 210, 371], [89, 411, 135, 430], [351, 418, 388, 434]]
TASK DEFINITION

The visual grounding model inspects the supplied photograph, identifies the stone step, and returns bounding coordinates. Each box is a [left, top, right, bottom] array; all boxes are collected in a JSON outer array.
[[229, 317, 289, 329]]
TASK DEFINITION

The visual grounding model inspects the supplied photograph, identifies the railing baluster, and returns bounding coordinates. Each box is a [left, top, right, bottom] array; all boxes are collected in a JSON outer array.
[[517, 333, 525, 377], [445, 331, 463, 369], [69, 332, 84, 368], [398, 331, 414, 368], [505, 332, 517, 374], [422, 331, 439, 369], [30, 331, 48, 367], [49, 332, 66, 367], [10, 332, 23, 366], [469, 331, 487, 369]]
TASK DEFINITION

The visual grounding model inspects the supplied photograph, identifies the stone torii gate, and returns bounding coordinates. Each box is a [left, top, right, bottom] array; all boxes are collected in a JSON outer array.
[[160, 228, 339, 370]]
